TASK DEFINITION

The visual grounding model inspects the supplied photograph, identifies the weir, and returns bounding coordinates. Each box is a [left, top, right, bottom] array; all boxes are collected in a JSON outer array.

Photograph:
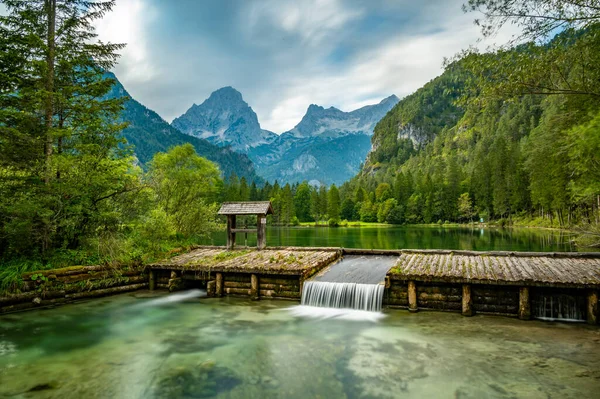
[[300, 255, 397, 312]]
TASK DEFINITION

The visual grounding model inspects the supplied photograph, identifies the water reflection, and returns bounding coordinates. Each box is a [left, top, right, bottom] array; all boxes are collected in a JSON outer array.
[[206, 226, 576, 252]]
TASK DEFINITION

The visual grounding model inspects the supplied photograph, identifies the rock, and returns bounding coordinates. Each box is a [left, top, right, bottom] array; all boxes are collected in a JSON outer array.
[[28, 381, 60, 392], [576, 370, 590, 378], [32, 297, 42, 305], [168, 278, 185, 292], [261, 375, 280, 388], [198, 360, 216, 371]]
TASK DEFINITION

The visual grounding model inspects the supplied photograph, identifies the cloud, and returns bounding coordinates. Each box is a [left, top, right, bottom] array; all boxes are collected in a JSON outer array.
[[94, 0, 158, 85], [94, 0, 518, 133]]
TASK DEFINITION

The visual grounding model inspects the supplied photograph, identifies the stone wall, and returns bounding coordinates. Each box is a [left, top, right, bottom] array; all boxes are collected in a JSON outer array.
[[0, 265, 146, 314]]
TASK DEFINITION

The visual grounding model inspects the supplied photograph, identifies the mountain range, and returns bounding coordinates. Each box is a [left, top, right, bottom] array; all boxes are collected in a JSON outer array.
[[107, 74, 398, 185], [105, 74, 260, 182], [172, 88, 399, 184]]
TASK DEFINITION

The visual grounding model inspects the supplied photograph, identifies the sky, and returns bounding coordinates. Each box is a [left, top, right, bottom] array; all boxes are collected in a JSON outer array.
[[92, 0, 514, 133]]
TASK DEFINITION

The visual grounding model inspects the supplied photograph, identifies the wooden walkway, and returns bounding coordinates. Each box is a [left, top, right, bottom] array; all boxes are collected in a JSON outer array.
[[389, 250, 600, 288], [149, 246, 341, 277]]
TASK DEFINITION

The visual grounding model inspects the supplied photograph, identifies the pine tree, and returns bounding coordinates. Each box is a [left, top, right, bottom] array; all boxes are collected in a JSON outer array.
[[0, 0, 134, 257], [327, 184, 341, 222]]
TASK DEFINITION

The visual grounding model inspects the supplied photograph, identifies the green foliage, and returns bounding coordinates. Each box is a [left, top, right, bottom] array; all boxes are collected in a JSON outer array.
[[339, 21, 600, 238], [327, 185, 340, 221], [148, 144, 221, 237]]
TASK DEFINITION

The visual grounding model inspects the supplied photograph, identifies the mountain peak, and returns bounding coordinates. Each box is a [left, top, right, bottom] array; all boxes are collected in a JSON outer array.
[[209, 86, 244, 102], [380, 94, 399, 104], [172, 87, 276, 151]]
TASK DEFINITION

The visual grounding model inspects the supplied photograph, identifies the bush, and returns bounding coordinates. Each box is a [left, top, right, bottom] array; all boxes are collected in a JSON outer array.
[[328, 218, 340, 227], [290, 216, 300, 226]]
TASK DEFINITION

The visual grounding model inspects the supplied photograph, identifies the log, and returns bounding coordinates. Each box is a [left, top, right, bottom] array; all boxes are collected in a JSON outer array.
[[259, 277, 298, 285], [223, 281, 251, 289], [519, 287, 531, 320], [258, 283, 299, 291], [65, 283, 148, 300], [251, 274, 259, 300], [0, 290, 65, 307], [216, 273, 223, 297], [149, 269, 156, 291], [259, 290, 299, 298], [462, 284, 473, 317], [418, 292, 461, 302], [588, 290, 598, 325], [224, 287, 251, 296], [408, 281, 417, 312]]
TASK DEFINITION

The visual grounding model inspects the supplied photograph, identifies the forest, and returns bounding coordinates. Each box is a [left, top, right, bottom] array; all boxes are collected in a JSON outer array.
[[1, 0, 599, 287]]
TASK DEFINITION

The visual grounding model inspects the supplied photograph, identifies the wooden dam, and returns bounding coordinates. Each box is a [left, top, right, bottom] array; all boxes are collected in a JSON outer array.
[[1, 202, 599, 325], [147, 245, 600, 325]]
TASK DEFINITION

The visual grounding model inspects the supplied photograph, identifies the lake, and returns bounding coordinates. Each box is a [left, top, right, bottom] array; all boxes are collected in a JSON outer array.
[[1, 293, 598, 398], [206, 226, 576, 252]]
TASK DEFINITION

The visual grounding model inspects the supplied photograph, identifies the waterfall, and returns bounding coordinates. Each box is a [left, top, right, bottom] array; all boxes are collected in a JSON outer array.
[[301, 281, 385, 312], [532, 293, 586, 322]]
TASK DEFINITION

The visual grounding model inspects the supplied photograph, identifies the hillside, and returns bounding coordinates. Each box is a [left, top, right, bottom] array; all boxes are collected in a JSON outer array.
[[105, 74, 260, 181], [341, 28, 600, 226]]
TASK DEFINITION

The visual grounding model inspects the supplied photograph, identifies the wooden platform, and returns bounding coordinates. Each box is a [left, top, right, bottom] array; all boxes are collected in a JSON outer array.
[[389, 250, 600, 288], [149, 246, 341, 277]]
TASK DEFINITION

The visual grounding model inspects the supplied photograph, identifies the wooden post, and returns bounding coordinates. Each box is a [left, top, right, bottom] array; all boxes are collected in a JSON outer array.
[[216, 273, 223, 297], [226, 215, 237, 250], [257, 214, 266, 250], [588, 290, 598, 325], [251, 274, 259, 300], [148, 269, 155, 291], [408, 281, 417, 312], [519, 287, 531, 320], [462, 284, 473, 317]]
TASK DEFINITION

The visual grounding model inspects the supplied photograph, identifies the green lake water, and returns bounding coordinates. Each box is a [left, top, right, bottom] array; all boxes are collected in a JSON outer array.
[[1, 293, 599, 398], [207, 226, 576, 252]]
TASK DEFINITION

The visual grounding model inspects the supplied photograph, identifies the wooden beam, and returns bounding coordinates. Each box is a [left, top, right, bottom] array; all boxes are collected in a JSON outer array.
[[148, 269, 155, 291], [519, 287, 531, 320], [216, 273, 223, 297], [251, 274, 259, 300], [226, 215, 237, 250], [257, 214, 267, 250], [462, 284, 473, 316], [408, 281, 417, 312], [588, 290, 598, 325]]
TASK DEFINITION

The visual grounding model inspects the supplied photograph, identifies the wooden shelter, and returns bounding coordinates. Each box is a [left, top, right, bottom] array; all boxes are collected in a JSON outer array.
[[218, 201, 274, 250]]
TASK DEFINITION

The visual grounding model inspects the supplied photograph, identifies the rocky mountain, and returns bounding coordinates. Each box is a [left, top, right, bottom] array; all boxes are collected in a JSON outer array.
[[171, 87, 276, 151], [173, 88, 399, 185], [105, 74, 260, 182], [247, 95, 399, 185], [287, 95, 399, 138]]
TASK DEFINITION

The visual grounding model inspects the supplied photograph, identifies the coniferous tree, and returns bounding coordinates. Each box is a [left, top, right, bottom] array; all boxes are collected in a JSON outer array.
[[0, 0, 135, 257]]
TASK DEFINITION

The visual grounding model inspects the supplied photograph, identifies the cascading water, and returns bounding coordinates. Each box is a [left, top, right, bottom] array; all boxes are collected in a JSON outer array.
[[532, 293, 586, 322], [291, 255, 397, 319], [301, 281, 384, 311]]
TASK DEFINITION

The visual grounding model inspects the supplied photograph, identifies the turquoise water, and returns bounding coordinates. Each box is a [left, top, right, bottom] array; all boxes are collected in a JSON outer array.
[[207, 226, 576, 252], [1, 292, 599, 398]]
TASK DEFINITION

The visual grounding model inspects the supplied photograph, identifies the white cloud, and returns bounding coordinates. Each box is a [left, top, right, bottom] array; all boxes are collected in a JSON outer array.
[[246, 0, 364, 47], [257, 5, 521, 132], [93, 0, 521, 134], [95, 0, 158, 85]]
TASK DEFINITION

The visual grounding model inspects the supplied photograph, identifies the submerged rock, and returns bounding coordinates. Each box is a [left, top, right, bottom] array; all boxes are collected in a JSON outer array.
[[154, 363, 241, 398]]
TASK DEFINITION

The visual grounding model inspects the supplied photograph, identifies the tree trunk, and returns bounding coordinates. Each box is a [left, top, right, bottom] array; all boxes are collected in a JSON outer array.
[[44, 0, 56, 184]]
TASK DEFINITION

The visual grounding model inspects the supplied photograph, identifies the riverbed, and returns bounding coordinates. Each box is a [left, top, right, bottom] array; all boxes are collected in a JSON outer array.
[[1, 292, 598, 398]]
